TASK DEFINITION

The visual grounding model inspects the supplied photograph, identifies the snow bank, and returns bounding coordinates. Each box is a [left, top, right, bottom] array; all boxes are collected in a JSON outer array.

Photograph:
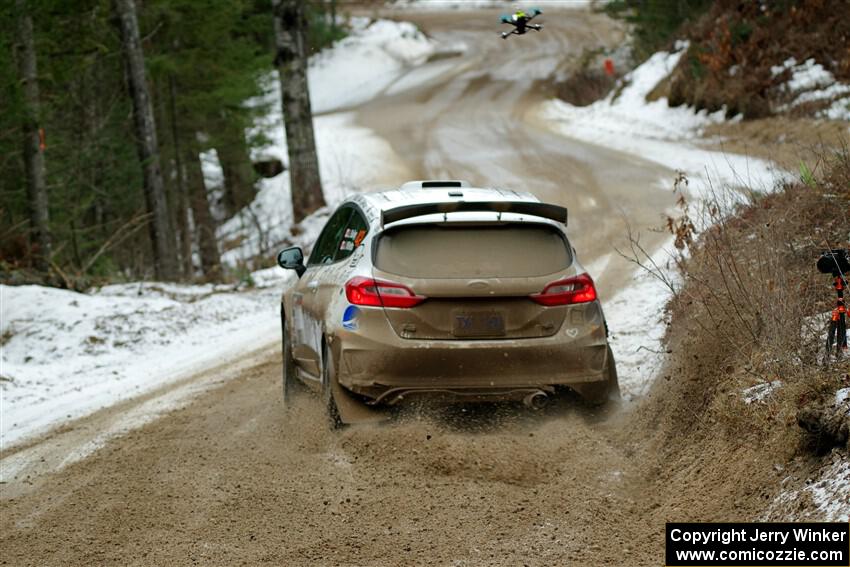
[[310, 18, 435, 114], [540, 44, 790, 203], [594, 240, 677, 400], [807, 459, 850, 522], [0, 272, 293, 448]]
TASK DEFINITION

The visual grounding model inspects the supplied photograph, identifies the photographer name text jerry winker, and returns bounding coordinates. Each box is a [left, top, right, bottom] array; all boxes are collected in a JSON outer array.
[[670, 527, 847, 546]]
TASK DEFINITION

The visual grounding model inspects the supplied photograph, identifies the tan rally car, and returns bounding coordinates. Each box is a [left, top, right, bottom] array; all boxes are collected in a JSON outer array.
[[277, 180, 619, 426]]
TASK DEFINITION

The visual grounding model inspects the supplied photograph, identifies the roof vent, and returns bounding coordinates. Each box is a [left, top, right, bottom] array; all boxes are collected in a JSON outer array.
[[401, 180, 471, 190]]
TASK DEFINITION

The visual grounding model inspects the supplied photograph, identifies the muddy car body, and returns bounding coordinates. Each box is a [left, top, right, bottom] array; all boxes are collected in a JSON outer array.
[[278, 181, 619, 425]]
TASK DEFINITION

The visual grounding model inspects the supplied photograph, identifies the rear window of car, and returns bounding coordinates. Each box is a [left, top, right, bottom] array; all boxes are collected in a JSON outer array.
[[374, 223, 571, 278]]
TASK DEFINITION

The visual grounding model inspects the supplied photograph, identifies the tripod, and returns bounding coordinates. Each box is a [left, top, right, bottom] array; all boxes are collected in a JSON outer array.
[[825, 271, 847, 358]]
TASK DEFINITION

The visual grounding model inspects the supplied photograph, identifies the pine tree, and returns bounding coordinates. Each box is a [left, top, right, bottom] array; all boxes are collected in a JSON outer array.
[[0, 0, 335, 283]]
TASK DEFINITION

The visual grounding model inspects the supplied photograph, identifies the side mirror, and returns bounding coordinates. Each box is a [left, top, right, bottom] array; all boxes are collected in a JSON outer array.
[[277, 246, 305, 277]]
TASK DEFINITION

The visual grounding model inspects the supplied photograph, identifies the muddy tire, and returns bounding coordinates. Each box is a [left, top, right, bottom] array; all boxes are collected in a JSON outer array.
[[281, 307, 300, 408], [582, 347, 621, 407], [322, 341, 345, 430]]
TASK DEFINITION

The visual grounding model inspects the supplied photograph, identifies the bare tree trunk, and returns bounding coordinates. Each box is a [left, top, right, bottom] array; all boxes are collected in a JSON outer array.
[[153, 77, 179, 254], [15, 0, 51, 271], [168, 75, 194, 278], [186, 145, 221, 279], [217, 120, 256, 217], [114, 0, 179, 280], [272, 0, 325, 223]]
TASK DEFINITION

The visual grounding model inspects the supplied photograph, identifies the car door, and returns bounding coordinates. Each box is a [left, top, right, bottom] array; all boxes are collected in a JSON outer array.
[[314, 206, 370, 342], [293, 206, 354, 376]]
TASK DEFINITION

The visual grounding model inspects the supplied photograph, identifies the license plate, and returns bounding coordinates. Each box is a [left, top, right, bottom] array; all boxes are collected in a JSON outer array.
[[452, 311, 505, 337]]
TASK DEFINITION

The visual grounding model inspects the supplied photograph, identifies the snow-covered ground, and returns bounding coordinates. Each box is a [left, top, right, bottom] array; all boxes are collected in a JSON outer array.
[[592, 239, 678, 400], [0, 271, 295, 448], [309, 18, 435, 114]]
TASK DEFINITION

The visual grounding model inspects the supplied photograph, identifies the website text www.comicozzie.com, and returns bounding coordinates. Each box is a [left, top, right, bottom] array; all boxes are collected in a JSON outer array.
[[672, 548, 844, 564], [665, 523, 849, 567]]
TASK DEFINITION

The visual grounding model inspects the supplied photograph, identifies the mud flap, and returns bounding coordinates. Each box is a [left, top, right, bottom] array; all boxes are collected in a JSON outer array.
[[330, 377, 390, 425]]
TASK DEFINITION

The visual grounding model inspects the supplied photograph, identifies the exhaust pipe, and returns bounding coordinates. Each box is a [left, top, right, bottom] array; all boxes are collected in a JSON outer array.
[[523, 391, 549, 410]]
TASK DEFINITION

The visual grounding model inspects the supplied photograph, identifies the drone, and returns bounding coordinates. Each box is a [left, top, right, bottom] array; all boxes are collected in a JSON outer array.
[[500, 8, 543, 39]]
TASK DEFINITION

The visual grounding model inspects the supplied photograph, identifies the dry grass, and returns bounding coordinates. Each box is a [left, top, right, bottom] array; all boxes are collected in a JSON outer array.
[[612, 146, 849, 524], [658, 144, 849, 452], [555, 68, 617, 107], [666, 0, 850, 119]]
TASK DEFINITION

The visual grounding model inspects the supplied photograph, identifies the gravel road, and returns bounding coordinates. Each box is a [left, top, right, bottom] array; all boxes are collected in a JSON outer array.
[[1, 7, 690, 566]]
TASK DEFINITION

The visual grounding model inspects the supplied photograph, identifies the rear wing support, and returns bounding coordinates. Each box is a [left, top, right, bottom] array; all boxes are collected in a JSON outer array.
[[380, 201, 567, 227]]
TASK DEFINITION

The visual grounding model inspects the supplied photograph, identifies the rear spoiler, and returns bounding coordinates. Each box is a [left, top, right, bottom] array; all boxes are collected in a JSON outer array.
[[380, 201, 567, 227]]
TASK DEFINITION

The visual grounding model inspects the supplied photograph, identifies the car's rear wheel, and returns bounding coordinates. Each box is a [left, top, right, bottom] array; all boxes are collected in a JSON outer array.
[[281, 307, 301, 408], [322, 341, 344, 429], [582, 346, 621, 407]]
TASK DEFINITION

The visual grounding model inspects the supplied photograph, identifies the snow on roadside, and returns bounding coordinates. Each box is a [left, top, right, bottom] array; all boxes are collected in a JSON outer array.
[[0, 270, 299, 449], [807, 459, 850, 522], [594, 240, 678, 400], [764, 377, 850, 522], [540, 43, 791, 204], [310, 18, 435, 114]]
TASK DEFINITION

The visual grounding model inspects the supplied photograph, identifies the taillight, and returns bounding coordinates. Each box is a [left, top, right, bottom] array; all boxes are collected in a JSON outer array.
[[345, 277, 426, 308], [530, 273, 597, 306]]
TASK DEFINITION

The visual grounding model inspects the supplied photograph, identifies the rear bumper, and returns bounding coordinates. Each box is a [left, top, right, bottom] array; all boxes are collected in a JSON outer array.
[[332, 303, 610, 405]]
